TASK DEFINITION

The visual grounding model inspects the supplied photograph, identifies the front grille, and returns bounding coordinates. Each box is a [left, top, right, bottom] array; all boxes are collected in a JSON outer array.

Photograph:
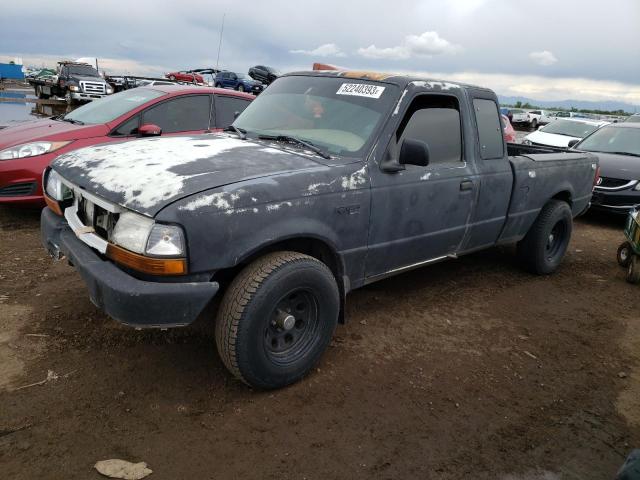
[[76, 196, 117, 241], [599, 177, 629, 188], [0, 182, 36, 197], [80, 81, 106, 95]]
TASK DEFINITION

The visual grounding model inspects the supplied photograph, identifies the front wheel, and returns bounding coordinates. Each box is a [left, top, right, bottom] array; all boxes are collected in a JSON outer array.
[[64, 91, 74, 106], [517, 200, 573, 274], [627, 255, 640, 284], [215, 252, 339, 389], [618, 241, 633, 268]]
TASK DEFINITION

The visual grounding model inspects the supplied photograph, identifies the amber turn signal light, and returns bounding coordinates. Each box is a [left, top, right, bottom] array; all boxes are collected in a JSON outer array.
[[106, 244, 187, 276], [44, 194, 63, 216]]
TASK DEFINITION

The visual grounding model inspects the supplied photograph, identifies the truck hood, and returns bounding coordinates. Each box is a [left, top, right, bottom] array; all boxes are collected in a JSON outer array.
[[588, 151, 640, 180], [51, 134, 324, 217], [70, 75, 108, 83], [525, 130, 580, 148], [0, 118, 107, 149]]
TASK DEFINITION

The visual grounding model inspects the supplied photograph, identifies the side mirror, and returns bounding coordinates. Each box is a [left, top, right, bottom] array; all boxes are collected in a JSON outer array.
[[233, 111, 241, 120], [567, 139, 580, 148], [399, 138, 430, 167], [138, 123, 162, 137]]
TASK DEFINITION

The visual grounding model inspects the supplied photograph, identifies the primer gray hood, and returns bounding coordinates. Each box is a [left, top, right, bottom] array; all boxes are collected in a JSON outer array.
[[51, 134, 323, 216]]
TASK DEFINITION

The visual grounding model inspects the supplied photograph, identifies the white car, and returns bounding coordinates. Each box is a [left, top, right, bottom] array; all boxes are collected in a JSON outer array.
[[522, 118, 609, 148], [527, 110, 552, 128]]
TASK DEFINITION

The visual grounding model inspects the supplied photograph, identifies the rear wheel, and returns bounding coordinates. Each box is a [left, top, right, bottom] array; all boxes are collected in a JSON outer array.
[[237, 84, 245, 92], [517, 200, 573, 274], [618, 241, 633, 268], [215, 251, 339, 389], [627, 255, 640, 284]]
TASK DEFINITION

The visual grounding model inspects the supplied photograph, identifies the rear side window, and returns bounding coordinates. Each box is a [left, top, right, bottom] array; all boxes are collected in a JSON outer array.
[[214, 95, 252, 128], [397, 95, 462, 165], [142, 95, 211, 133], [473, 99, 504, 159]]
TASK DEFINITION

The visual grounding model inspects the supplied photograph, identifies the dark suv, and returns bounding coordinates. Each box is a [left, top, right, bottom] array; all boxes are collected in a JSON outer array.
[[248, 65, 280, 85], [215, 72, 264, 95]]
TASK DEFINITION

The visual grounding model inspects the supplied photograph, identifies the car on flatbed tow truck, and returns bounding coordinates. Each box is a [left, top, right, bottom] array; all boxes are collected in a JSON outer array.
[[41, 70, 599, 389]]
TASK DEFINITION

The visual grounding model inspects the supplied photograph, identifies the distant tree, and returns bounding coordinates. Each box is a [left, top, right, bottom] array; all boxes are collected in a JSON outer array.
[[514, 101, 522, 108]]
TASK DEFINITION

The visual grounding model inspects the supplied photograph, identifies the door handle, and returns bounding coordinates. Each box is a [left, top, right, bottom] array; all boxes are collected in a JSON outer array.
[[460, 180, 473, 191]]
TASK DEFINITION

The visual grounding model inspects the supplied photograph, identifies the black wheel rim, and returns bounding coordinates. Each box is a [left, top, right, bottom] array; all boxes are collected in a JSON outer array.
[[545, 220, 567, 260], [264, 289, 320, 366]]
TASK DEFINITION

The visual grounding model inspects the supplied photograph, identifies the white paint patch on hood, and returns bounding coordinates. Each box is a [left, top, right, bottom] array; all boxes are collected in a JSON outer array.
[[54, 136, 282, 210]]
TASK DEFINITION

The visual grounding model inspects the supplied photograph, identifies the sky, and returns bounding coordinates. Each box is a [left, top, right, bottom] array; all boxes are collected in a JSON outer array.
[[1, 0, 639, 106]]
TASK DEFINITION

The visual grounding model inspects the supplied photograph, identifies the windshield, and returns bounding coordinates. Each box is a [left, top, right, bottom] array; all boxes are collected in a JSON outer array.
[[540, 119, 600, 138], [67, 65, 100, 77], [234, 75, 397, 156], [577, 126, 640, 156], [63, 88, 165, 124]]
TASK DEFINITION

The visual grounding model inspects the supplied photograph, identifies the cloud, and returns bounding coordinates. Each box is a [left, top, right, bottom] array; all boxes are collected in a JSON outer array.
[[290, 43, 346, 57], [357, 31, 461, 60], [529, 50, 558, 66]]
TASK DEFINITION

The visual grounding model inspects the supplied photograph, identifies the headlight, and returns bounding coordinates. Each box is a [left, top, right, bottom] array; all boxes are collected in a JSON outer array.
[[69, 85, 79, 92], [0, 141, 72, 160], [45, 169, 73, 201], [146, 224, 185, 256], [112, 212, 155, 254], [112, 211, 185, 257], [106, 86, 113, 94]]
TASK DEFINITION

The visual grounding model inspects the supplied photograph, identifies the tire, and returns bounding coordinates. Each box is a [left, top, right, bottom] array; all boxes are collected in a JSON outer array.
[[531, 119, 538, 130], [618, 241, 633, 268], [168, 75, 176, 81], [215, 251, 339, 389], [237, 84, 245, 92], [517, 200, 573, 274], [64, 91, 73, 106], [214, 82, 222, 88], [627, 255, 640, 284]]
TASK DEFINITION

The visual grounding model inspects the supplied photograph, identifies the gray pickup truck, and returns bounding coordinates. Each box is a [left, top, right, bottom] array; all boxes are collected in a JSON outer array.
[[41, 70, 598, 389]]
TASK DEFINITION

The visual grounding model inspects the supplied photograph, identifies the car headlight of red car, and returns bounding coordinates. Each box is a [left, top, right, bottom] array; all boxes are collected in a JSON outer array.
[[0, 141, 72, 160]]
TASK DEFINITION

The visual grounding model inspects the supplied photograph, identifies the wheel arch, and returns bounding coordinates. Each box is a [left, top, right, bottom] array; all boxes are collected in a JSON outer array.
[[212, 234, 349, 323], [551, 189, 573, 206]]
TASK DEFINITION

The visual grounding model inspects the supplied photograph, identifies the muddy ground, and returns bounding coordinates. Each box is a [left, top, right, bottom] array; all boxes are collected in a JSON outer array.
[[0, 205, 638, 480]]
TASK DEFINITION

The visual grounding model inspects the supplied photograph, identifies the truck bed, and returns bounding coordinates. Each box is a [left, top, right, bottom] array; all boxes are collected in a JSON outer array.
[[507, 142, 567, 156]]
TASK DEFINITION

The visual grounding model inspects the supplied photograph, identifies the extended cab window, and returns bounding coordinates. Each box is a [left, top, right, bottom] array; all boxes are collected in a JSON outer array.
[[214, 95, 252, 128], [473, 99, 504, 159], [142, 95, 211, 133], [397, 95, 462, 165]]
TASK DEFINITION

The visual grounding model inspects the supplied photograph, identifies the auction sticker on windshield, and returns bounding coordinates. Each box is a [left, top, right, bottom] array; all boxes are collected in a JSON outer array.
[[336, 83, 385, 99]]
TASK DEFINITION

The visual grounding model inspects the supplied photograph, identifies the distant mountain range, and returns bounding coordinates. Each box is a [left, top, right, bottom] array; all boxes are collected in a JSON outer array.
[[498, 95, 639, 114]]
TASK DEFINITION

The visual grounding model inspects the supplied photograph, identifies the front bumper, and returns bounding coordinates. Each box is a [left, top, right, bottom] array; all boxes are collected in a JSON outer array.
[[71, 92, 109, 101], [591, 189, 640, 214], [41, 207, 219, 328]]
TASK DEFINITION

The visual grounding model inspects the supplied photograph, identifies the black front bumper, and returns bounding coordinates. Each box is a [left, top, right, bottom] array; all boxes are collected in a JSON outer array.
[[591, 190, 640, 215], [41, 208, 219, 328]]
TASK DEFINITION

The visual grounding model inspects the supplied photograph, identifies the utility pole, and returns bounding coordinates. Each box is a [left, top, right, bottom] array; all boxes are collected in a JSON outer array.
[[216, 13, 226, 71]]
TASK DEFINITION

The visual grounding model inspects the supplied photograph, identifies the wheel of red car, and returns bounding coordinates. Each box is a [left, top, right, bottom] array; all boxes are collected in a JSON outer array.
[[169, 75, 176, 81], [618, 242, 633, 268], [215, 251, 339, 389]]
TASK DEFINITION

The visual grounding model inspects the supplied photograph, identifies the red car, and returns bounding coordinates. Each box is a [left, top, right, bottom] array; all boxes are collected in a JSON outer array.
[[165, 71, 205, 84], [0, 85, 253, 207], [502, 114, 517, 143]]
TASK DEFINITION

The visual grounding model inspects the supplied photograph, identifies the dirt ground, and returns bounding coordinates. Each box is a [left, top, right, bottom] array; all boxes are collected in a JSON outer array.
[[1, 205, 639, 480]]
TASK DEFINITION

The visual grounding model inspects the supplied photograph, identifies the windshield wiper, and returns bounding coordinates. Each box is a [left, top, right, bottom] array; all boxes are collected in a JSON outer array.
[[258, 134, 331, 159], [223, 125, 247, 140], [61, 117, 85, 125], [607, 151, 640, 158]]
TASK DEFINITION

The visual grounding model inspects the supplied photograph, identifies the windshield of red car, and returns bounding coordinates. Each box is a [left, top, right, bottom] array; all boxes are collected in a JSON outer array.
[[63, 88, 165, 125]]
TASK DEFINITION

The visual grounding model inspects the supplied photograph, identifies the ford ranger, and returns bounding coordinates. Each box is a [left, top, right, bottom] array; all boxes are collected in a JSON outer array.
[[41, 70, 599, 389]]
